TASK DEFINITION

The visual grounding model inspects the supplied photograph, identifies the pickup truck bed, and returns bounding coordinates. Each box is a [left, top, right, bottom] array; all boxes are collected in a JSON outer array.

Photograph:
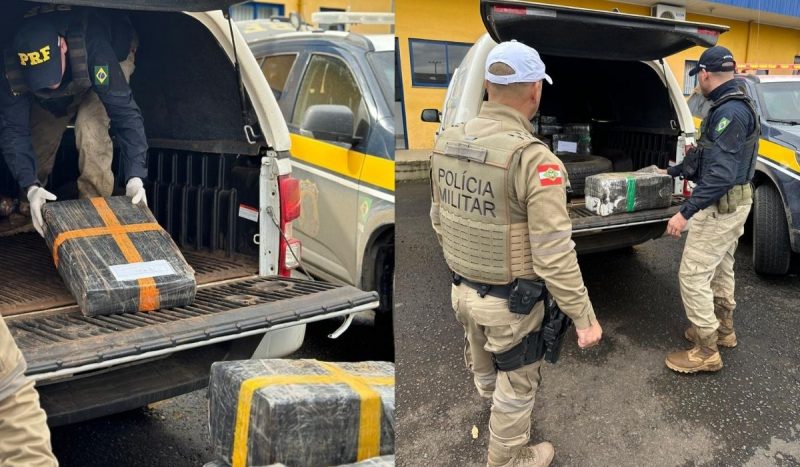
[[1, 232, 377, 388]]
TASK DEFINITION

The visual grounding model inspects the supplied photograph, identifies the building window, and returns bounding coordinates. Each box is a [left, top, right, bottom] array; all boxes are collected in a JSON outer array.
[[409, 39, 471, 87], [683, 60, 698, 96], [793, 55, 800, 75], [229, 2, 285, 21]]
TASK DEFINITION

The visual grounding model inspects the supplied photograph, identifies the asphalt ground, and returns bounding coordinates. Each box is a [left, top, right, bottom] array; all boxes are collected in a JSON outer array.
[[49, 313, 393, 467], [395, 179, 800, 467]]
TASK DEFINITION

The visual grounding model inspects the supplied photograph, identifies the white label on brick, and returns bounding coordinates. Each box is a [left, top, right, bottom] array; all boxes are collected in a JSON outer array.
[[239, 204, 259, 222], [110, 260, 176, 282], [556, 140, 578, 153]]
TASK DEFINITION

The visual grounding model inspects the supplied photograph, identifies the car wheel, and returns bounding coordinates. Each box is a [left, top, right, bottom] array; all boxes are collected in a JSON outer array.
[[373, 243, 394, 355], [753, 182, 791, 275], [560, 155, 613, 196]]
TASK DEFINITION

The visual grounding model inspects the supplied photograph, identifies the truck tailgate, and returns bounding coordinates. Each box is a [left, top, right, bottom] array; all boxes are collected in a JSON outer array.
[[8, 277, 377, 380], [570, 195, 684, 232]]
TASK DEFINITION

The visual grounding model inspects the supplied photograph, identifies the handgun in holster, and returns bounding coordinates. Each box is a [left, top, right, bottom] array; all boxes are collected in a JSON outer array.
[[541, 292, 572, 364]]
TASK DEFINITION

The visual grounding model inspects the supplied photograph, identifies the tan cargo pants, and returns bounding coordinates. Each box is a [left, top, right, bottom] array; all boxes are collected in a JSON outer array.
[[31, 50, 136, 198], [0, 315, 57, 466], [451, 283, 545, 465], [679, 201, 752, 337]]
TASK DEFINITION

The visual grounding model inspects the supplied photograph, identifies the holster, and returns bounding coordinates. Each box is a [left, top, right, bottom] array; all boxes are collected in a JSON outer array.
[[492, 328, 545, 371], [542, 293, 572, 364], [491, 286, 573, 370]]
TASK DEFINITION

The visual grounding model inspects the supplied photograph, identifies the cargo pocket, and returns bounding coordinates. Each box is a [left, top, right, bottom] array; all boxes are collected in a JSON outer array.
[[470, 295, 524, 353]]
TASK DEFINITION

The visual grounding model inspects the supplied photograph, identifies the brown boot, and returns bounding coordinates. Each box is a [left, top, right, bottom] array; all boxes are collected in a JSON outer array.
[[666, 329, 723, 373], [684, 325, 737, 348], [713, 300, 737, 346], [489, 442, 555, 467]]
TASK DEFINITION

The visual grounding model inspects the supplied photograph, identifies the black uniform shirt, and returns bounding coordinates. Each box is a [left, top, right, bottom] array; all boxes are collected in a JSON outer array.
[[0, 11, 147, 191], [669, 79, 756, 219]]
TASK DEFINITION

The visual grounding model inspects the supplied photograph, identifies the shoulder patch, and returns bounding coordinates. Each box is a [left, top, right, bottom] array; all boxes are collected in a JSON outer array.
[[94, 65, 109, 86], [538, 164, 563, 186], [715, 116, 731, 135]]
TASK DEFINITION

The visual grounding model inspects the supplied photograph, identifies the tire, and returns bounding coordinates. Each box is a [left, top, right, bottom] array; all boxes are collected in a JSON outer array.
[[559, 155, 613, 196], [753, 182, 791, 275], [373, 243, 395, 356]]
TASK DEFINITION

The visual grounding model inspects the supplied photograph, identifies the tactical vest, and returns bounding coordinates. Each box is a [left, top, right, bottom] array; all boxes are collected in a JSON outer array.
[[432, 123, 546, 284], [697, 91, 760, 183], [3, 11, 92, 102]]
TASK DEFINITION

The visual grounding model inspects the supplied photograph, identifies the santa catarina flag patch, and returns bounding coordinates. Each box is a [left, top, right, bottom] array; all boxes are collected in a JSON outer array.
[[538, 164, 563, 186]]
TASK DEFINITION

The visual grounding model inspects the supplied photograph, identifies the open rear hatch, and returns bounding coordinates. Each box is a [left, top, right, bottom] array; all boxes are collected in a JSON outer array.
[[569, 196, 684, 232], [480, 0, 728, 60], [2, 233, 377, 381]]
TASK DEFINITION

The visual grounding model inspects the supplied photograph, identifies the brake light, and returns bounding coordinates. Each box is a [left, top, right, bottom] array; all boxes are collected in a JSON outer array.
[[494, 5, 527, 15], [278, 174, 301, 277], [279, 176, 301, 222]]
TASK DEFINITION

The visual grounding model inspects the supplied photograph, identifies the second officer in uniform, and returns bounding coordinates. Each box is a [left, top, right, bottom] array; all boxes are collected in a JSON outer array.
[[430, 41, 603, 467], [661, 46, 758, 373]]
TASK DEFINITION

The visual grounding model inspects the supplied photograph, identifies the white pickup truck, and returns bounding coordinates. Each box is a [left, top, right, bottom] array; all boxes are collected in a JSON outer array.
[[0, 0, 377, 425]]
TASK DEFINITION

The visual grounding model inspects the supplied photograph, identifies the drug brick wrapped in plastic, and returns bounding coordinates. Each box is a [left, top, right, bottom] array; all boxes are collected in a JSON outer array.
[[41, 196, 196, 316], [338, 455, 395, 466], [209, 359, 395, 467], [584, 167, 673, 216]]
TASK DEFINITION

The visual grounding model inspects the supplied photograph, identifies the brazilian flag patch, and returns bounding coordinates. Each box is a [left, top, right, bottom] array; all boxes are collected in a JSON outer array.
[[716, 117, 731, 134], [94, 65, 109, 86]]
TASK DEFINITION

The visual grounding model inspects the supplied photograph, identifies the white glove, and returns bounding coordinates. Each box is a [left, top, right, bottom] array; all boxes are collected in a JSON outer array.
[[27, 185, 57, 237], [126, 177, 147, 206]]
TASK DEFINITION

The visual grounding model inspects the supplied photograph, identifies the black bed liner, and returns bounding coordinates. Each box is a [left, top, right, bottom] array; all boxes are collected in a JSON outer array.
[[9, 277, 377, 376], [570, 195, 683, 231]]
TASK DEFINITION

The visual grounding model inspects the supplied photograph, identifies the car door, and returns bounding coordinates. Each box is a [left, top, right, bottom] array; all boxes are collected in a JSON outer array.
[[284, 49, 371, 286]]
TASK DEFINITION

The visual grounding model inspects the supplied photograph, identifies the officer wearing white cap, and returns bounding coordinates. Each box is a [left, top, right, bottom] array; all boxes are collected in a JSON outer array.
[[0, 6, 146, 236], [660, 45, 758, 373], [430, 40, 602, 467]]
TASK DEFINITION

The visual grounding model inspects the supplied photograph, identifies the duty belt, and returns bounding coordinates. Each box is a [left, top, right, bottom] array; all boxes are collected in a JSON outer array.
[[451, 272, 513, 299]]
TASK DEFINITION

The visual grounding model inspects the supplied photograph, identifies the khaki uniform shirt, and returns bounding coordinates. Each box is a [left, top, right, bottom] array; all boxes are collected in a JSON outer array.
[[431, 102, 597, 329]]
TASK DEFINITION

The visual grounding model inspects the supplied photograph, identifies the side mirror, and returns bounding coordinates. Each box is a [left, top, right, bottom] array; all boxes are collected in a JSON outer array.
[[421, 108, 441, 123], [300, 105, 356, 146]]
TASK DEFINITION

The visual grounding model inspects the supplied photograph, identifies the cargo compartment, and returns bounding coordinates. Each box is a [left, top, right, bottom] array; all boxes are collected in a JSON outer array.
[[534, 55, 685, 238]]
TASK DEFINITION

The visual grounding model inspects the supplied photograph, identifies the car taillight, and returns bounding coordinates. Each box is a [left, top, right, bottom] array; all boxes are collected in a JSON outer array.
[[278, 175, 301, 277]]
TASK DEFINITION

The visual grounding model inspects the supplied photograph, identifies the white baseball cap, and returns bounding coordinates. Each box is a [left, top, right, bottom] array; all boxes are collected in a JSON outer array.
[[485, 40, 553, 85]]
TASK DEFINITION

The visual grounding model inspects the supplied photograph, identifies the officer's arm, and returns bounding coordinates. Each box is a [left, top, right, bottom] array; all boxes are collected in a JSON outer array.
[[0, 82, 39, 190], [680, 109, 744, 219], [86, 22, 148, 182], [667, 161, 684, 178], [515, 147, 597, 329]]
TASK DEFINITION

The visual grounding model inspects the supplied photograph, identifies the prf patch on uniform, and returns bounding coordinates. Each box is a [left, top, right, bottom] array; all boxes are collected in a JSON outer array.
[[538, 164, 563, 186], [94, 65, 109, 86], [716, 117, 731, 134]]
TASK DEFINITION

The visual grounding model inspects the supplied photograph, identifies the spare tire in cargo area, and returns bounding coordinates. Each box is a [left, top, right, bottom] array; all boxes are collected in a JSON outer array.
[[559, 155, 613, 195]]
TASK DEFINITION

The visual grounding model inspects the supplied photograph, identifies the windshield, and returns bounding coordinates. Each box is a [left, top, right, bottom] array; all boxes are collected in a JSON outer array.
[[367, 51, 393, 108], [758, 81, 800, 123]]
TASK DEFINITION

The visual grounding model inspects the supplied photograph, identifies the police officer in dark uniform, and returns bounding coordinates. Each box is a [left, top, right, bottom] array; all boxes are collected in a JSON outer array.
[[0, 5, 147, 236], [660, 46, 759, 373]]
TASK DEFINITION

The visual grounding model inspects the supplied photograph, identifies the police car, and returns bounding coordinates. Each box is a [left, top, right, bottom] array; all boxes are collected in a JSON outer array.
[[244, 15, 396, 338], [0, 0, 377, 424], [689, 75, 800, 275]]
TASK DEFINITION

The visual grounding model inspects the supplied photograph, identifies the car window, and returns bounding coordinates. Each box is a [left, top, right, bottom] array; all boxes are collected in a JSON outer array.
[[292, 54, 368, 139], [687, 88, 711, 119], [261, 54, 298, 100], [758, 81, 800, 122]]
